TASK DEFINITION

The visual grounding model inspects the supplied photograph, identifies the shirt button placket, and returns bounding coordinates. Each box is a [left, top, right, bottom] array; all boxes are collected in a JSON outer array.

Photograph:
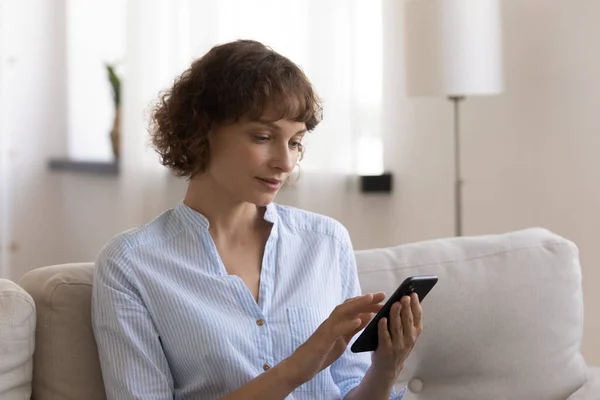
[[256, 316, 272, 373]]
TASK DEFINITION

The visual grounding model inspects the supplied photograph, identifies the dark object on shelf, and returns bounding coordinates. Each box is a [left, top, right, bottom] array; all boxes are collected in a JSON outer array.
[[360, 172, 392, 193], [48, 159, 119, 175]]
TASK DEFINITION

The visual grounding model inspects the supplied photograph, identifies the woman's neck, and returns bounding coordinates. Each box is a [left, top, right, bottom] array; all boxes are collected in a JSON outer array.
[[183, 175, 266, 239]]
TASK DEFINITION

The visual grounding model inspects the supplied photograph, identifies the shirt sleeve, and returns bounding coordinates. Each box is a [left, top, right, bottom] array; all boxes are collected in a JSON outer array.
[[91, 238, 175, 400], [330, 228, 407, 400]]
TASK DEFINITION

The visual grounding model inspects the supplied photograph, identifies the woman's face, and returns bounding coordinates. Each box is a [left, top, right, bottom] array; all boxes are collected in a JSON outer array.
[[205, 111, 306, 207]]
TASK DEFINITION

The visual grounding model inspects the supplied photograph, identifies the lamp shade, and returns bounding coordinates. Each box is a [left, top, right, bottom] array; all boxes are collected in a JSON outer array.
[[404, 0, 504, 97]]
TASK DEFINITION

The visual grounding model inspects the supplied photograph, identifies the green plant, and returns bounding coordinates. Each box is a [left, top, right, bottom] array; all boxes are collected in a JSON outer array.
[[105, 64, 121, 108]]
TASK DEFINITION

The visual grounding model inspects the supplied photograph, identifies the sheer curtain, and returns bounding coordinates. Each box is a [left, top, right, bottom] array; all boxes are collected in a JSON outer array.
[[0, 75, 9, 278], [122, 0, 384, 227], [121, 0, 191, 228]]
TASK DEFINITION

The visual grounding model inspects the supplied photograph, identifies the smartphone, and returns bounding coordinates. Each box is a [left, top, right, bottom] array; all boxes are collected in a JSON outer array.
[[350, 275, 438, 353]]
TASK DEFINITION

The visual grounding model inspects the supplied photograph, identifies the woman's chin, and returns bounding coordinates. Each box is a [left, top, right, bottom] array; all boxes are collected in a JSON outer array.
[[250, 192, 277, 208]]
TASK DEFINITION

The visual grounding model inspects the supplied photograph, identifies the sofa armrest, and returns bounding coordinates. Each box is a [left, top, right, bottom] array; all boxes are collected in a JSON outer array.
[[0, 279, 35, 400], [567, 366, 600, 400]]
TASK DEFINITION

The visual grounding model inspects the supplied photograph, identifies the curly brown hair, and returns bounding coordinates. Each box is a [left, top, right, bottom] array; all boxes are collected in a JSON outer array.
[[149, 39, 323, 178]]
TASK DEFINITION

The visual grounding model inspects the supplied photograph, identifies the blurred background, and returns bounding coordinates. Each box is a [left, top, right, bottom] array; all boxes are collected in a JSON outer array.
[[0, 0, 598, 364]]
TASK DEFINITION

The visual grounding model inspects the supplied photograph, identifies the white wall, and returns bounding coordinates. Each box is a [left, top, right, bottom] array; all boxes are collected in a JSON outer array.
[[2, 0, 599, 364], [380, 0, 600, 364], [392, 0, 600, 364], [463, 0, 600, 366], [1, 0, 69, 280]]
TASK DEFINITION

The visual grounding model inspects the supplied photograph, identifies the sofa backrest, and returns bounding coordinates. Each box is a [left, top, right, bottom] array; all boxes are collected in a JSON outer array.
[[355, 227, 587, 399]]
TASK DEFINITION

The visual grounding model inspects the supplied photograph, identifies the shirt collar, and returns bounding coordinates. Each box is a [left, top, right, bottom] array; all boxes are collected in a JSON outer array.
[[175, 201, 278, 231], [263, 202, 278, 224], [175, 202, 210, 230]]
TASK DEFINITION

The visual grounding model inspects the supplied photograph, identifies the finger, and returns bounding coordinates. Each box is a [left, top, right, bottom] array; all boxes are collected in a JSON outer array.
[[343, 292, 385, 306], [363, 303, 384, 320], [319, 312, 360, 340], [343, 311, 376, 343], [342, 293, 372, 307], [342, 295, 361, 303], [338, 294, 384, 317], [330, 306, 381, 340], [401, 296, 415, 340], [335, 317, 363, 337], [377, 317, 392, 352], [349, 311, 376, 336], [337, 307, 382, 336], [353, 304, 384, 316], [348, 303, 383, 338], [370, 292, 386, 304], [411, 292, 423, 333], [390, 302, 404, 344], [344, 295, 364, 303], [360, 307, 382, 327]]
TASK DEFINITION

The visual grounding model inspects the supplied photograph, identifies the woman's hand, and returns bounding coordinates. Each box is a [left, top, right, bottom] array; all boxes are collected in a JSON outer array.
[[284, 293, 385, 386], [371, 292, 423, 380]]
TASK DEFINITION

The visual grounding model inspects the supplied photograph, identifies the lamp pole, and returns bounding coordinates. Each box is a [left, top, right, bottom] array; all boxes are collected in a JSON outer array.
[[450, 96, 465, 236]]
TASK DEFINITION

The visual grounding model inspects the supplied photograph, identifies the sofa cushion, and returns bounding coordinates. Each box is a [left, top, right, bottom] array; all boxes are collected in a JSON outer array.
[[568, 366, 600, 399], [19, 263, 105, 400], [355, 228, 587, 400], [0, 278, 35, 400]]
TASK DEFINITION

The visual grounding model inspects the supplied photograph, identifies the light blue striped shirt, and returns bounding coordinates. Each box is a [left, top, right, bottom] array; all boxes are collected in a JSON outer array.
[[92, 201, 406, 399]]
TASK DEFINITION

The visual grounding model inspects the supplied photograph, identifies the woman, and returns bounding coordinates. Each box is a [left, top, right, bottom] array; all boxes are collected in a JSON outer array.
[[92, 39, 422, 400]]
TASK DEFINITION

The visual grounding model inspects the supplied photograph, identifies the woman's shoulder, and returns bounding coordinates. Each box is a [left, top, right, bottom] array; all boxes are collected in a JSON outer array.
[[96, 208, 183, 264], [272, 203, 350, 244]]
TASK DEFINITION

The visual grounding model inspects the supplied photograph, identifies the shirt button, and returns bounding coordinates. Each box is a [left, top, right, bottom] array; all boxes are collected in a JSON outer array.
[[256, 319, 264, 326], [263, 363, 271, 371]]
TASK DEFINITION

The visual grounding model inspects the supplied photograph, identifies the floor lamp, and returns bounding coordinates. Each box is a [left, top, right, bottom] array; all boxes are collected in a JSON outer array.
[[404, 0, 504, 236]]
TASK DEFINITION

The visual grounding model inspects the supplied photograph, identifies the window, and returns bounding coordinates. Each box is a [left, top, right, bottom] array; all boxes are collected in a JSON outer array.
[[66, 0, 384, 174]]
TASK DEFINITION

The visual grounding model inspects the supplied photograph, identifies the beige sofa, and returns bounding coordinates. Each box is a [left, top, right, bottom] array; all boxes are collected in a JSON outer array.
[[1, 228, 599, 399]]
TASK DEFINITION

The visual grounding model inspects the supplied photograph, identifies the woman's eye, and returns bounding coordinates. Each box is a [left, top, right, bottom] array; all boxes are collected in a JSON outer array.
[[290, 141, 303, 150], [254, 135, 270, 143]]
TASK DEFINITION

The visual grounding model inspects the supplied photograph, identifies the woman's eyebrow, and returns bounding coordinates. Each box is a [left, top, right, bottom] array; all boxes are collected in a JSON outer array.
[[255, 119, 307, 135]]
